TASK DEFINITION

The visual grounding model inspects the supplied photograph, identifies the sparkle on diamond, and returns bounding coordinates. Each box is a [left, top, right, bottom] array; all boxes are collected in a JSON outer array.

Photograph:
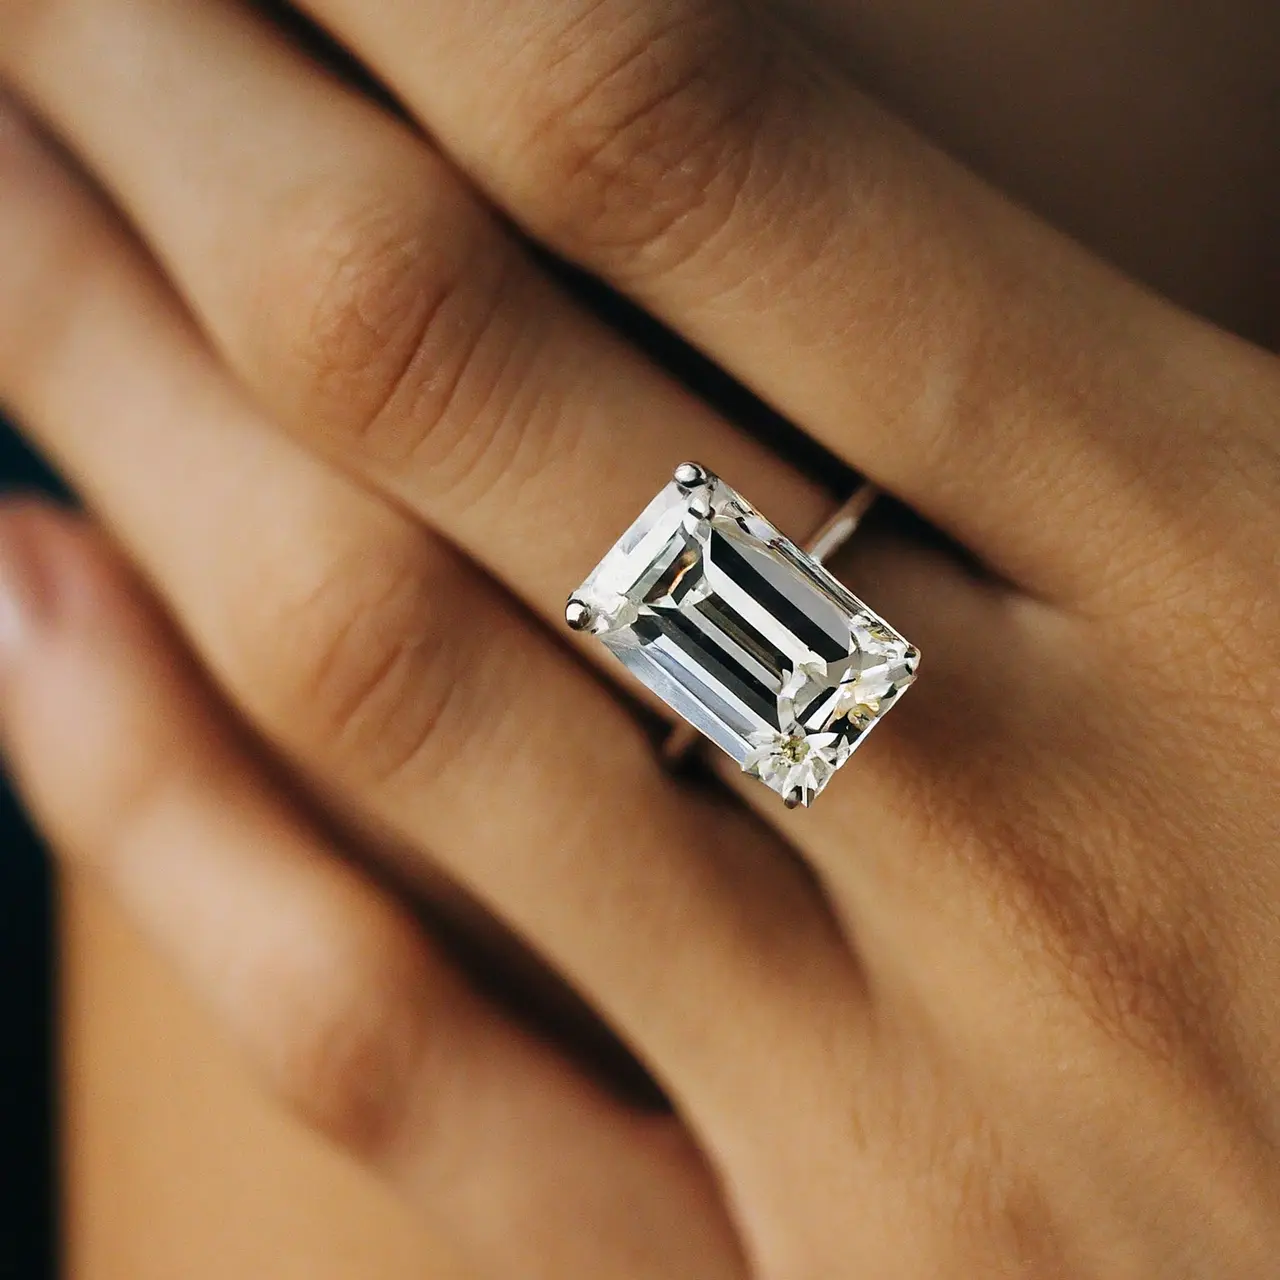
[[572, 472, 919, 806]]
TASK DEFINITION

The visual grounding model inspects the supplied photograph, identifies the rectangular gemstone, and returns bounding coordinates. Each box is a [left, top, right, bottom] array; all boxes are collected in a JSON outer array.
[[570, 471, 919, 806]]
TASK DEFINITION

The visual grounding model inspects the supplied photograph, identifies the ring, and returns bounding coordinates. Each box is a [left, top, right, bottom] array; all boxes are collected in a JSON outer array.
[[566, 464, 920, 809]]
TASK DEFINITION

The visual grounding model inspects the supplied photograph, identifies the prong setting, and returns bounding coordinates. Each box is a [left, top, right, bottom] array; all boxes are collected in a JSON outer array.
[[686, 492, 713, 522], [565, 598, 595, 632], [567, 471, 919, 809], [673, 461, 711, 493]]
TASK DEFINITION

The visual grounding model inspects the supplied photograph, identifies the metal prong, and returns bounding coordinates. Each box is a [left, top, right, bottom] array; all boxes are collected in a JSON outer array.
[[686, 493, 713, 521], [565, 598, 595, 632], [673, 461, 711, 492], [784, 788, 805, 810]]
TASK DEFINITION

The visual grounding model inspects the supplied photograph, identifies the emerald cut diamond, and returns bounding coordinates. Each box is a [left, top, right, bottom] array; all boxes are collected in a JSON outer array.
[[568, 466, 919, 807]]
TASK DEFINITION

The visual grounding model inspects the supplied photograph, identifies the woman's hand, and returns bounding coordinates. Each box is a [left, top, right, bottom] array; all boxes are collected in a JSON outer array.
[[1, 1, 1278, 1275]]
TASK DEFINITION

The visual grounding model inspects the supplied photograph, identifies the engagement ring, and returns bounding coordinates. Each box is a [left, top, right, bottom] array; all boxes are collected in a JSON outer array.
[[567, 464, 920, 809]]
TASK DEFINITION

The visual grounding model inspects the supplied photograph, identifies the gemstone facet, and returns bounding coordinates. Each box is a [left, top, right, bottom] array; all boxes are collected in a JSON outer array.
[[569, 468, 919, 807]]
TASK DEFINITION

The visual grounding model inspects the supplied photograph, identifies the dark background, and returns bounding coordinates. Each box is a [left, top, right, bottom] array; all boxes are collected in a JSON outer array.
[[0, 420, 62, 1280]]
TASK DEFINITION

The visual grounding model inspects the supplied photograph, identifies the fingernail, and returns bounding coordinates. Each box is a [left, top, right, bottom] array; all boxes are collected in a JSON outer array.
[[0, 506, 53, 659]]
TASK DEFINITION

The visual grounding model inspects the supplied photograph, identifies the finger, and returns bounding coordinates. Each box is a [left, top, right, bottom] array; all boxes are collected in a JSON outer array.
[[0, 499, 745, 1280], [0, 0, 831, 629], [0, 91, 874, 1203], [20, 0, 1269, 606]]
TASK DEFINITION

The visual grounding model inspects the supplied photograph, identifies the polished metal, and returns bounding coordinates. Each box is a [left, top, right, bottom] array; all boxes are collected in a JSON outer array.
[[564, 598, 595, 632], [673, 460, 711, 492]]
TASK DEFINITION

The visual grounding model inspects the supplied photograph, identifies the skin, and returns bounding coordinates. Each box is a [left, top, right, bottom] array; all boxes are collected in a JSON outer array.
[[0, 1, 1277, 1275]]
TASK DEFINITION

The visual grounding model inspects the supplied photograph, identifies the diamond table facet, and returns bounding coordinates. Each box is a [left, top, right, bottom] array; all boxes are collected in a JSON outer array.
[[569, 469, 919, 807]]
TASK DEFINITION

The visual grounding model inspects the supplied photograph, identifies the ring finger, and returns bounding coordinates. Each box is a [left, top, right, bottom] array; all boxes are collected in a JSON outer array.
[[1, 14, 1047, 1269]]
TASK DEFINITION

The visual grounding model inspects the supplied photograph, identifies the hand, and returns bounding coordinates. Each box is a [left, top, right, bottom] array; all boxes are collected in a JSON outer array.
[[1, 1, 1278, 1275]]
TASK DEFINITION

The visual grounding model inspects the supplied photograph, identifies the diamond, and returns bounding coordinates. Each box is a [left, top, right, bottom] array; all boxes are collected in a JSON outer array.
[[569, 468, 919, 807]]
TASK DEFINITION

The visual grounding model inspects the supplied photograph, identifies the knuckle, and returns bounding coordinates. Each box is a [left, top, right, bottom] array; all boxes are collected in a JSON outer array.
[[263, 177, 552, 507], [252, 535, 472, 794], [386, 243, 562, 509], [518, 0, 773, 273], [260, 175, 514, 463], [1005, 812, 1227, 1076], [253, 920, 437, 1157], [261, 183, 438, 431]]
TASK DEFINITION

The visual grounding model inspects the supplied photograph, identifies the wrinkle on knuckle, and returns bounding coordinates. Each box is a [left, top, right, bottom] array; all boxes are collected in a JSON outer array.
[[255, 537, 470, 795], [260, 176, 503, 462], [517, 0, 774, 276], [1080, 466, 1262, 627], [264, 177, 558, 511], [1054, 884, 1214, 1066], [392, 247, 563, 510]]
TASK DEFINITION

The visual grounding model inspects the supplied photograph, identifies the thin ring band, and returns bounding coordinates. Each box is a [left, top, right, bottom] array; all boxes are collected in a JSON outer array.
[[661, 481, 881, 769]]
